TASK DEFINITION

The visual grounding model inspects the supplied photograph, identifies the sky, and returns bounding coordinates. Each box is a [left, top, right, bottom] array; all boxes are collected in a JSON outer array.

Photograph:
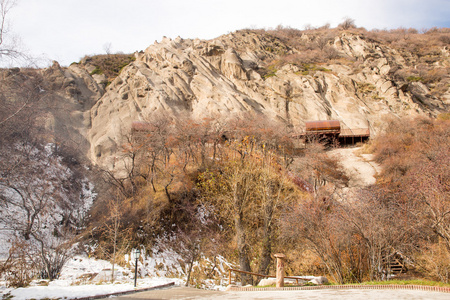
[[4, 0, 450, 67]]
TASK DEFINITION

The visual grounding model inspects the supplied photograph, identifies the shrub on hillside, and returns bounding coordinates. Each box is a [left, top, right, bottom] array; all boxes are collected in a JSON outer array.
[[83, 54, 136, 83], [1, 240, 36, 287]]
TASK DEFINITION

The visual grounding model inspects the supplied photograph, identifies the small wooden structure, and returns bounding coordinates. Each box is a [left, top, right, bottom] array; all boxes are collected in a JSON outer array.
[[383, 252, 408, 275], [299, 120, 370, 145], [338, 127, 370, 145]]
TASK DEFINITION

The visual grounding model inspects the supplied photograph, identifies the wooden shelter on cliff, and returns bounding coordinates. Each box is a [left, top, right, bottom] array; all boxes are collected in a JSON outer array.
[[299, 120, 370, 145]]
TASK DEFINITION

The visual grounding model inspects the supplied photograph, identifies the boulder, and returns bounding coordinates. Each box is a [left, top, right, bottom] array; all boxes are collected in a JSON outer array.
[[258, 278, 277, 286], [309, 276, 329, 285]]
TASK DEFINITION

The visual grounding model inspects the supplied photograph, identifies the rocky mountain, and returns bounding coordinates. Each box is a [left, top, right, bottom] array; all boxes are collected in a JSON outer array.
[[10, 28, 449, 170]]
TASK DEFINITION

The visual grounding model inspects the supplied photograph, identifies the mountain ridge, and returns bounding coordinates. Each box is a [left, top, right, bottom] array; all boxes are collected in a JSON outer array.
[[6, 28, 449, 169]]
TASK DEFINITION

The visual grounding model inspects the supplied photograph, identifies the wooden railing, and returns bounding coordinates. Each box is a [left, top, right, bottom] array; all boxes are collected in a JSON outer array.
[[228, 268, 310, 285]]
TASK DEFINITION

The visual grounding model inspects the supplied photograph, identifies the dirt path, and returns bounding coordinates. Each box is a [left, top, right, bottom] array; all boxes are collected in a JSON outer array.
[[328, 147, 381, 187]]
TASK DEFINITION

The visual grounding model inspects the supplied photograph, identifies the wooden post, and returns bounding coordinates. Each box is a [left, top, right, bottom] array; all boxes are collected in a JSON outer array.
[[229, 269, 232, 285], [274, 253, 286, 287]]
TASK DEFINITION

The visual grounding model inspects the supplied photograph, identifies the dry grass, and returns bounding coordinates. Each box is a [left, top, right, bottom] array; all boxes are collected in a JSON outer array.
[[361, 279, 450, 287]]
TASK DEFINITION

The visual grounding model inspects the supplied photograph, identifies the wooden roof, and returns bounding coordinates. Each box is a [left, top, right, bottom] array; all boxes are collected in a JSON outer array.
[[305, 120, 340, 132]]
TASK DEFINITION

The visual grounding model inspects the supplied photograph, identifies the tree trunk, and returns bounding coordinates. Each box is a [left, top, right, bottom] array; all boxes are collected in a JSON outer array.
[[111, 221, 117, 283], [235, 214, 252, 285], [185, 245, 199, 287], [258, 236, 272, 276], [257, 216, 273, 278]]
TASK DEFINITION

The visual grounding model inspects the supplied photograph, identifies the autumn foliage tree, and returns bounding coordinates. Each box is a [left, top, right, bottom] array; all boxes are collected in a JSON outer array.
[[198, 128, 299, 284]]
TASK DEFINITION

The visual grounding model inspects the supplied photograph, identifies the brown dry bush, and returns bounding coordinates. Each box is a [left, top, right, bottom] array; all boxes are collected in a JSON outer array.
[[415, 242, 450, 283], [371, 116, 448, 181], [422, 68, 449, 83], [281, 194, 367, 284], [366, 27, 450, 57], [260, 25, 342, 65], [1, 240, 37, 287], [280, 117, 448, 283]]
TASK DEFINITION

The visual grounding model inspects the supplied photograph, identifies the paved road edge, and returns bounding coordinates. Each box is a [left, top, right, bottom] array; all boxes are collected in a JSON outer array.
[[227, 284, 450, 293], [71, 282, 175, 300]]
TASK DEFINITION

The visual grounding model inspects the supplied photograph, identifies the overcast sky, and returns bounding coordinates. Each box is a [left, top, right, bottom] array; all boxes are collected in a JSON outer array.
[[5, 0, 450, 67]]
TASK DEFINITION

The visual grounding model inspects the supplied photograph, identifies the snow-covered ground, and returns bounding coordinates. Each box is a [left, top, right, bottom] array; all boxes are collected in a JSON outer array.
[[0, 254, 186, 300], [0, 249, 232, 300], [1, 277, 179, 300]]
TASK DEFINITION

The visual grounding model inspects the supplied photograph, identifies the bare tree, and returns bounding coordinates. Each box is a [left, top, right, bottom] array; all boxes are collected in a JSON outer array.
[[0, 141, 95, 280], [0, 80, 95, 280], [256, 155, 296, 277], [103, 42, 112, 55], [169, 198, 217, 287], [282, 194, 353, 284], [198, 143, 258, 285], [0, 69, 45, 142], [0, 0, 28, 65], [98, 193, 131, 282], [338, 17, 357, 30]]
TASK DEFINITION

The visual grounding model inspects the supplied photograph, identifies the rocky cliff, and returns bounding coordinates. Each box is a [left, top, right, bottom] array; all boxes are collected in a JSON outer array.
[[18, 29, 449, 169]]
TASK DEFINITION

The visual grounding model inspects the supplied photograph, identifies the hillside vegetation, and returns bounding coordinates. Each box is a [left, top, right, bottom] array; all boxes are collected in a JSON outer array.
[[85, 114, 449, 286], [82, 25, 450, 286], [0, 21, 449, 288], [258, 24, 450, 98], [79, 53, 136, 85]]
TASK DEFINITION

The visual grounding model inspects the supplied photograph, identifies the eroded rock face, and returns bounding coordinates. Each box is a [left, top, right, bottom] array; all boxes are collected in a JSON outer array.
[[23, 31, 446, 169], [24, 61, 105, 159], [87, 31, 447, 169]]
